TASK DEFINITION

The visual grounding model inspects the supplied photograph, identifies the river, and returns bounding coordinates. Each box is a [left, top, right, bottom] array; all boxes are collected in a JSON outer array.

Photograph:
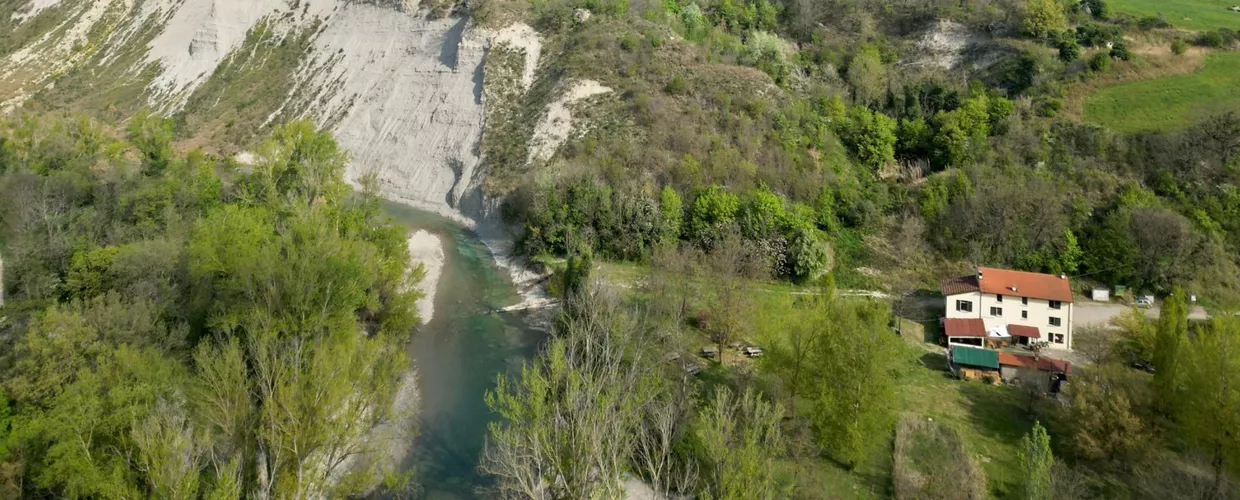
[[382, 202, 546, 499]]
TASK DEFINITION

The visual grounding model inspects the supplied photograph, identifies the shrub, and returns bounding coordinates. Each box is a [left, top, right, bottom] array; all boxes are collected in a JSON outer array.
[[1089, 52, 1112, 72], [1171, 39, 1187, 55], [1110, 40, 1131, 61], [665, 76, 688, 95], [1197, 31, 1226, 48], [1056, 35, 1080, 62]]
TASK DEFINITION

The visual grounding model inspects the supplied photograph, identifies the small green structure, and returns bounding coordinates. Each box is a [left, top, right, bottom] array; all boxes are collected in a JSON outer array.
[[950, 346, 999, 369], [949, 346, 1000, 380]]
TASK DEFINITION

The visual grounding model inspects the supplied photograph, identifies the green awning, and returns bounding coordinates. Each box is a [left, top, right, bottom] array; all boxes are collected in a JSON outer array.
[[951, 346, 999, 369]]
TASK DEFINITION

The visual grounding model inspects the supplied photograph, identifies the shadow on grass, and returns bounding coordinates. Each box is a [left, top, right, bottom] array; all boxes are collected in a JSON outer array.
[[958, 382, 1035, 449], [919, 352, 950, 373]]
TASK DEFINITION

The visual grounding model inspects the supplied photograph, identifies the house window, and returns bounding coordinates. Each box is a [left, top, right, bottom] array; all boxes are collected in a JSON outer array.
[[996, 294, 1004, 303], [990, 307, 1003, 317], [956, 300, 973, 312], [1049, 317, 1062, 327], [1049, 300, 1062, 310], [1021, 311, 1028, 320], [1052, 333, 1065, 344], [1022, 297, 1029, 306]]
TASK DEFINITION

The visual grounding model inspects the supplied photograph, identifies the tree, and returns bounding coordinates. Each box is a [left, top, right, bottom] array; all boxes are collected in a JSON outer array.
[[1178, 317, 1240, 497], [809, 298, 900, 468], [847, 45, 887, 105], [1057, 34, 1080, 62], [843, 107, 898, 171], [694, 387, 785, 500], [482, 291, 667, 499], [1112, 308, 1157, 365], [1153, 288, 1188, 411], [1017, 422, 1055, 500], [1073, 324, 1116, 364], [659, 185, 684, 243], [688, 185, 741, 249], [1061, 364, 1152, 462], [1023, 0, 1067, 39], [705, 236, 761, 364]]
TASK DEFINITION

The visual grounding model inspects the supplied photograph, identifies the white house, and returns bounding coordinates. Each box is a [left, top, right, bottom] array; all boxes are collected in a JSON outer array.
[[941, 267, 1075, 351]]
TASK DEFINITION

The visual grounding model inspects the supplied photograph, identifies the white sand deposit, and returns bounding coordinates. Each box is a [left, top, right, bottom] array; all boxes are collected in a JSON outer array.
[[407, 230, 445, 324], [527, 79, 612, 165]]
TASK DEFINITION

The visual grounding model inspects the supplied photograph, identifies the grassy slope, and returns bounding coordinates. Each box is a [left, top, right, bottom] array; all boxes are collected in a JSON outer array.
[[1109, 0, 1240, 31], [1083, 51, 1240, 132]]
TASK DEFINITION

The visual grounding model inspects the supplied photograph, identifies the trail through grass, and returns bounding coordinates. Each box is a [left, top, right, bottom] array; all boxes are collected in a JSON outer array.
[[1110, 0, 1240, 31], [1084, 51, 1240, 133]]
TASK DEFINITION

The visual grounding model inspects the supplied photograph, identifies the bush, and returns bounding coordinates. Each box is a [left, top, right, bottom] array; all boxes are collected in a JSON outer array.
[[1057, 35, 1080, 63], [1110, 40, 1131, 61], [1197, 31, 1226, 48], [1171, 39, 1187, 55], [665, 76, 688, 95], [1136, 15, 1171, 30], [1089, 52, 1112, 72]]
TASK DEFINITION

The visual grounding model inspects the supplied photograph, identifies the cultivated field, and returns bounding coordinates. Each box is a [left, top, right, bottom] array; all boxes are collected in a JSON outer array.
[[1084, 51, 1240, 133], [1109, 0, 1240, 31]]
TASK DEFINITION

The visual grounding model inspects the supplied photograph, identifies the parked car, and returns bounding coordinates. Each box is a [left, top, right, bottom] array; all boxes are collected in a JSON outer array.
[[1135, 295, 1155, 308]]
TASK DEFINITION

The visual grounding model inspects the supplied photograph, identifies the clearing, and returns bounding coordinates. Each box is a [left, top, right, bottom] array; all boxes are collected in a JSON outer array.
[[1109, 0, 1240, 31], [1083, 51, 1240, 133]]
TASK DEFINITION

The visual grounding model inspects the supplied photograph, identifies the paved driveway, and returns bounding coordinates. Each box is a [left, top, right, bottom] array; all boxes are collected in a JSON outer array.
[[1073, 301, 1210, 327]]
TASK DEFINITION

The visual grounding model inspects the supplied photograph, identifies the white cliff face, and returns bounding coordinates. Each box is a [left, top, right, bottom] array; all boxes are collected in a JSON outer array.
[[296, 4, 491, 218], [9, 0, 63, 22]]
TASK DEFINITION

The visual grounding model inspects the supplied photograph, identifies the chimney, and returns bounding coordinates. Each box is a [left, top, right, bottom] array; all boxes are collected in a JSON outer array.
[[1010, 286, 1018, 292], [1060, 274, 1067, 280], [977, 269, 984, 282]]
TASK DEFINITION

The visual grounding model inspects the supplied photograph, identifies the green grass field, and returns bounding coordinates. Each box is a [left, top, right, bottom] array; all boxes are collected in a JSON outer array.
[[1084, 51, 1240, 133], [1110, 0, 1240, 31]]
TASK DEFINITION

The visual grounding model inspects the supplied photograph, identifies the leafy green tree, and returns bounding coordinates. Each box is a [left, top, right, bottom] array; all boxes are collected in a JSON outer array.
[[1153, 288, 1188, 411], [1023, 0, 1068, 39], [809, 298, 899, 468], [934, 95, 991, 166], [689, 185, 741, 248], [1057, 34, 1080, 62], [843, 107, 898, 171], [659, 185, 684, 242], [128, 110, 176, 176], [1062, 364, 1152, 462], [1017, 422, 1055, 500], [694, 387, 785, 500], [784, 227, 832, 282], [739, 185, 786, 241], [1178, 317, 1240, 497], [483, 293, 667, 499], [847, 45, 887, 105]]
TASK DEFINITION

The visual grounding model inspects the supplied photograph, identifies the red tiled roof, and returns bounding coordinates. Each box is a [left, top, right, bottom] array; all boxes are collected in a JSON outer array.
[[977, 267, 1073, 303], [944, 318, 987, 337], [998, 352, 1072, 373], [1007, 325, 1041, 339], [940, 274, 980, 296]]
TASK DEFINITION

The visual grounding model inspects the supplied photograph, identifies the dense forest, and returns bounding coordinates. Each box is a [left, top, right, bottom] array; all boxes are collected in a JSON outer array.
[[0, 116, 423, 497]]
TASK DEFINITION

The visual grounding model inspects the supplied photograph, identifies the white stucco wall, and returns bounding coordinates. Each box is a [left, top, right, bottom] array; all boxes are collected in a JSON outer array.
[[945, 291, 1074, 350]]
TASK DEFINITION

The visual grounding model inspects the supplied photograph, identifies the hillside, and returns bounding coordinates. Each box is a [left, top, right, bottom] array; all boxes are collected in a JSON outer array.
[[4, 0, 1240, 498]]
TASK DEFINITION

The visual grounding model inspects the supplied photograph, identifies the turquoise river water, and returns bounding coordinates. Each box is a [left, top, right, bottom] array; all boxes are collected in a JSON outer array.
[[382, 202, 545, 499]]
